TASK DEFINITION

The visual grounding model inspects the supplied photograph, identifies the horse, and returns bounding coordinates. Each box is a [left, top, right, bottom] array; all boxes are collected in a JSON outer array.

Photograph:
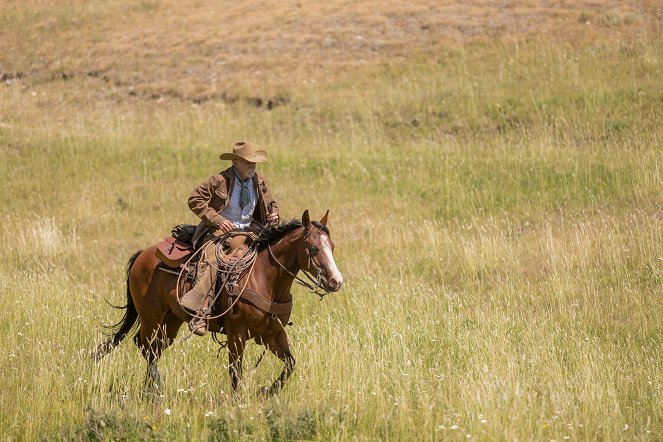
[[93, 210, 343, 396]]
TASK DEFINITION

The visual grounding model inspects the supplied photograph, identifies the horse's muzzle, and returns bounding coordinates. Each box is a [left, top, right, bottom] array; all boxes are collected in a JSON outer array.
[[322, 274, 343, 292]]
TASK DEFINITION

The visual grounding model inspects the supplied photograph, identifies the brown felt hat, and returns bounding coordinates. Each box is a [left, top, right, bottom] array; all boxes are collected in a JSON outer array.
[[219, 141, 268, 163]]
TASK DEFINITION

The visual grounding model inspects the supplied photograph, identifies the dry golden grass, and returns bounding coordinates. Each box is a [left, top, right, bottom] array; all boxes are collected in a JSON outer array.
[[1, 0, 661, 100], [1, 1, 663, 440]]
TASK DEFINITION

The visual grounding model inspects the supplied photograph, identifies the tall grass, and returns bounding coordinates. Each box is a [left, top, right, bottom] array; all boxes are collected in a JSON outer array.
[[1, 28, 662, 440]]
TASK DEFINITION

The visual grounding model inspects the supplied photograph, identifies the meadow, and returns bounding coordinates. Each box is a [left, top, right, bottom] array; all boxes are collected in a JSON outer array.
[[1, 1, 662, 440]]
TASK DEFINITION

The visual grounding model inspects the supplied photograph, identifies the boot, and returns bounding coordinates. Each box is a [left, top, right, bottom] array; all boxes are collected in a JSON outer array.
[[188, 309, 209, 336], [187, 288, 213, 336]]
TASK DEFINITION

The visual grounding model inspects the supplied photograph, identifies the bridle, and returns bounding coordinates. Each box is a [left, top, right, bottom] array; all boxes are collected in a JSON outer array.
[[266, 227, 330, 299]]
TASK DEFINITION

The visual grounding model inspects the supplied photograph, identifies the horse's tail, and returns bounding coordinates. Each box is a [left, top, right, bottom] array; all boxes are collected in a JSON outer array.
[[92, 250, 142, 362]]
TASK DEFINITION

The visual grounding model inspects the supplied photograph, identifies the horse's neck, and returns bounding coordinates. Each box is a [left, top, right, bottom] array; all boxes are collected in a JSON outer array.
[[257, 228, 303, 302]]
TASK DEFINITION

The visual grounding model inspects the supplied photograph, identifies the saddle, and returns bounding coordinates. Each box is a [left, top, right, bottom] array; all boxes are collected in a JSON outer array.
[[155, 224, 255, 270], [155, 237, 193, 267], [155, 224, 196, 268]]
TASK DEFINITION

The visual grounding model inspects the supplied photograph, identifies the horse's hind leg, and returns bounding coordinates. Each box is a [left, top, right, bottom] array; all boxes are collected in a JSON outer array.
[[136, 321, 164, 397], [137, 311, 183, 397], [261, 329, 296, 397]]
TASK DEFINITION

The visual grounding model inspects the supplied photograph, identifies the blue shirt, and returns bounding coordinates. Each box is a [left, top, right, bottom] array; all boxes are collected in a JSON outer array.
[[221, 168, 257, 229]]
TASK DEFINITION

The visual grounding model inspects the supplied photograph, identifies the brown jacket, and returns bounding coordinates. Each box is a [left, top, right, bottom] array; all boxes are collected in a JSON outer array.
[[189, 166, 279, 245]]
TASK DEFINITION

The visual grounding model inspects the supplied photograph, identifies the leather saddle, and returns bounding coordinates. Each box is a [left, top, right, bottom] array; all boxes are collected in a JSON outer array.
[[155, 236, 193, 268], [155, 224, 254, 269]]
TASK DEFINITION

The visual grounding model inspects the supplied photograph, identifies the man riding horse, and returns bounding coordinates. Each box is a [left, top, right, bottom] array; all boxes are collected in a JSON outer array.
[[94, 140, 342, 395], [180, 140, 280, 335]]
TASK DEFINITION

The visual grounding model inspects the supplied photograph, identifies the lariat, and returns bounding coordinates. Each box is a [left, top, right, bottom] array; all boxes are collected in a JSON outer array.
[[178, 232, 258, 321]]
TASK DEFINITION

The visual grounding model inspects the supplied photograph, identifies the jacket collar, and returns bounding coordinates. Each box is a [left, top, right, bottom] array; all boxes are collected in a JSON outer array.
[[221, 166, 262, 189]]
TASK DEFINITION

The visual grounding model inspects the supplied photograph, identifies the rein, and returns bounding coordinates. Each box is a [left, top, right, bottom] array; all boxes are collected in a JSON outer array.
[[267, 239, 329, 300]]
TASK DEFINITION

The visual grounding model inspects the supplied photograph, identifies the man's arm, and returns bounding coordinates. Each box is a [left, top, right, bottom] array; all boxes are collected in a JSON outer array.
[[260, 177, 279, 223], [188, 175, 231, 230]]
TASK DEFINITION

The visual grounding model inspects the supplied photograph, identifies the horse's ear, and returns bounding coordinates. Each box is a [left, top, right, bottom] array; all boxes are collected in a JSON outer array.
[[302, 210, 311, 228], [319, 210, 329, 226]]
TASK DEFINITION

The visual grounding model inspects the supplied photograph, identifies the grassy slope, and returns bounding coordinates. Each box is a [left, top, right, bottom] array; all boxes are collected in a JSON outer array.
[[1, 1, 662, 440]]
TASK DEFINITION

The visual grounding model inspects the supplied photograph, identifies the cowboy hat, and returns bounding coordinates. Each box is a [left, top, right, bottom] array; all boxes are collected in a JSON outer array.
[[219, 141, 268, 163]]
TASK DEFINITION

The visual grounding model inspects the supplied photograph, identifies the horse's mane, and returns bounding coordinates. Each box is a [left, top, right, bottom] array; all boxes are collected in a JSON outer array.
[[253, 219, 330, 251]]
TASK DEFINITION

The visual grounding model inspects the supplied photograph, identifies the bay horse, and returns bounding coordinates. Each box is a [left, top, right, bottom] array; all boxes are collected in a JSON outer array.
[[94, 210, 343, 396]]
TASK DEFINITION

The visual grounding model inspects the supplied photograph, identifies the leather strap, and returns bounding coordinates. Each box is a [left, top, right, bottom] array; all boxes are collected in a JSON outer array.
[[230, 286, 292, 315]]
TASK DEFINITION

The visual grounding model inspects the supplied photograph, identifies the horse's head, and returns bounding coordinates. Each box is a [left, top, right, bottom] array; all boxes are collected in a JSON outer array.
[[299, 210, 343, 292]]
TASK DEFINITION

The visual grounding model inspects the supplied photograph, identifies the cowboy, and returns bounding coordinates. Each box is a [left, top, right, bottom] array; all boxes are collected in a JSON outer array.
[[180, 141, 280, 335]]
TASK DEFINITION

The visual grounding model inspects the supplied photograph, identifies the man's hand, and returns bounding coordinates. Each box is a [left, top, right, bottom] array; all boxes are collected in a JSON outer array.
[[218, 219, 234, 234], [267, 213, 279, 224]]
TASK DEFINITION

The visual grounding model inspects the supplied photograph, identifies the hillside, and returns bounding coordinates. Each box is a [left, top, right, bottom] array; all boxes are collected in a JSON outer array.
[[1, 0, 660, 102]]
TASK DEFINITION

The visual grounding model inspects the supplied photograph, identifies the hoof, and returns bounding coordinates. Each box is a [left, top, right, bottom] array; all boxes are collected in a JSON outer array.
[[141, 387, 163, 402], [256, 386, 270, 398]]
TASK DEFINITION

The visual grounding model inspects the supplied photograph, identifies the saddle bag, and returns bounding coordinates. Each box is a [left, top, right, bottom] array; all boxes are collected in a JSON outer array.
[[155, 236, 193, 268]]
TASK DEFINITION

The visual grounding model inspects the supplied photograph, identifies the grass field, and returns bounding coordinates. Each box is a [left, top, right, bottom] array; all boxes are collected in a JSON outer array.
[[1, 1, 663, 440]]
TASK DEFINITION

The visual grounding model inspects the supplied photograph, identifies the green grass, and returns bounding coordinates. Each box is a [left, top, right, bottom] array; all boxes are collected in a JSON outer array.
[[1, 28, 662, 440]]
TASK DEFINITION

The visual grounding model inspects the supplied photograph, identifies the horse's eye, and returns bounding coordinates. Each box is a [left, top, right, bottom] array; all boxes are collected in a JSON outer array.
[[309, 246, 319, 255]]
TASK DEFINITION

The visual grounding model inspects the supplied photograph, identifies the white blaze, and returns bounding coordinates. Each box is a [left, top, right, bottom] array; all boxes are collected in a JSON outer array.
[[320, 235, 343, 285]]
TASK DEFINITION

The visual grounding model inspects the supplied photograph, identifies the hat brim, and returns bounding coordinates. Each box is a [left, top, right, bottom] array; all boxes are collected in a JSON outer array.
[[220, 151, 268, 163]]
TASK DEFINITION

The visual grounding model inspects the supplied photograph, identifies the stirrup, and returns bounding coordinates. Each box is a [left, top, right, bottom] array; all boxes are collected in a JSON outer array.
[[188, 317, 208, 336]]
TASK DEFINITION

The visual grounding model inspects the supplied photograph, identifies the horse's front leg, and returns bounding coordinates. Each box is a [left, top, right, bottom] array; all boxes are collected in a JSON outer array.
[[261, 329, 296, 397], [227, 330, 248, 394]]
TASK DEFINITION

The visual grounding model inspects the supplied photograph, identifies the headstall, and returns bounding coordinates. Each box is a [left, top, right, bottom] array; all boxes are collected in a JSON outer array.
[[267, 228, 330, 300]]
